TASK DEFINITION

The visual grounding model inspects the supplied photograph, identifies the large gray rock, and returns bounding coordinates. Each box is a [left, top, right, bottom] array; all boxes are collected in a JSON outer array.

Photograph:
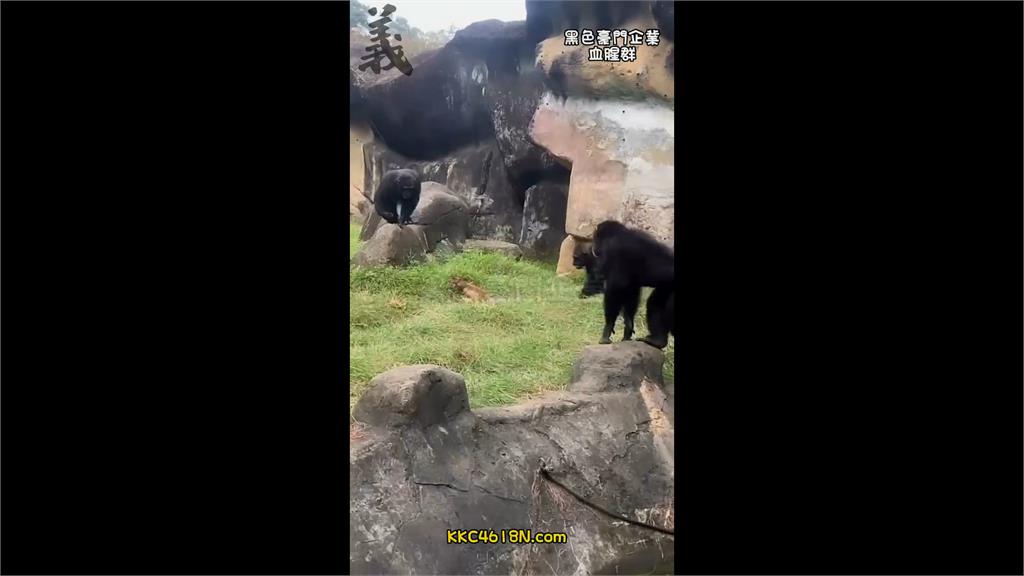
[[353, 365, 470, 428], [350, 224, 430, 268], [358, 20, 540, 162], [354, 182, 469, 267], [350, 343, 674, 575], [360, 182, 469, 242], [363, 142, 523, 242], [462, 239, 523, 260], [532, 92, 676, 252], [519, 181, 569, 258], [570, 341, 666, 393], [487, 69, 567, 184]]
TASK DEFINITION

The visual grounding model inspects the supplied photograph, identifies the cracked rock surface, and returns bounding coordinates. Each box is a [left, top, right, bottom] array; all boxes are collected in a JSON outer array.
[[350, 342, 675, 575]]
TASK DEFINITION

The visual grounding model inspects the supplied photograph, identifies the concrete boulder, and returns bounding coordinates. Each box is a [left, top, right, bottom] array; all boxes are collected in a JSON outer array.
[[362, 142, 524, 243], [353, 182, 469, 267], [518, 181, 569, 259], [462, 239, 523, 260], [350, 225, 430, 268], [531, 93, 675, 250], [353, 365, 470, 428], [570, 340, 666, 393], [555, 234, 582, 276], [350, 342, 674, 575]]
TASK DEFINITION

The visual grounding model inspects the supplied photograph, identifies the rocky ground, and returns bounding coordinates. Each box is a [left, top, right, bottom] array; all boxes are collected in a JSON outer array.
[[350, 342, 675, 575]]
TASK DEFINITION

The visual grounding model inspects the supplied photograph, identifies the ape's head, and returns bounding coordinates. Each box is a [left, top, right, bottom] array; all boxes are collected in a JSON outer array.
[[394, 170, 420, 200], [572, 245, 595, 269], [594, 220, 626, 241], [592, 220, 626, 254]]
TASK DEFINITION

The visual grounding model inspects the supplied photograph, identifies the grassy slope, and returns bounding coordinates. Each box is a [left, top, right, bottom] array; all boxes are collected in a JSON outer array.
[[349, 223, 675, 412]]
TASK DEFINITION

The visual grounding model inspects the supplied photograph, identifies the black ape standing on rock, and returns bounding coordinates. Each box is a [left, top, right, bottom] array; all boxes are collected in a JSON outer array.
[[592, 220, 675, 349], [374, 169, 422, 228]]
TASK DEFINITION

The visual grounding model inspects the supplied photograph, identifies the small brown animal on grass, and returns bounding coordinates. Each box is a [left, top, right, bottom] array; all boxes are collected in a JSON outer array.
[[450, 277, 490, 302]]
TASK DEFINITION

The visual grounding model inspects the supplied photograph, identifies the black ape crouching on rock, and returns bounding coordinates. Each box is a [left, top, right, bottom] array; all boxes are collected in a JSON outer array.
[[592, 220, 674, 349], [374, 169, 422, 228]]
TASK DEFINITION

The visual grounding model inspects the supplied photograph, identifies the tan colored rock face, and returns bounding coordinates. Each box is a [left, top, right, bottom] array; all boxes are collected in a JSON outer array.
[[530, 93, 675, 246], [529, 9, 675, 248], [535, 15, 675, 104], [350, 184, 369, 220], [556, 234, 580, 276], [350, 123, 373, 194], [568, 158, 630, 237], [350, 122, 374, 217]]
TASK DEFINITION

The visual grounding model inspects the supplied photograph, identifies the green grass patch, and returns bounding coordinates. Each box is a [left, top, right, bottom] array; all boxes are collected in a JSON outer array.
[[349, 222, 674, 413]]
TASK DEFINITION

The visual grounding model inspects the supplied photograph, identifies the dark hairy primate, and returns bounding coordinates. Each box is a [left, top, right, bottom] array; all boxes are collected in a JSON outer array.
[[374, 169, 421, 227], [572, 249, 605, 299], [592, 220, 674, 349]]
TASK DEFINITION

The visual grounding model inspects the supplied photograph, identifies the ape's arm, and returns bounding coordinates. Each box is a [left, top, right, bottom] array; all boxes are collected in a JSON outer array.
[[376, 203, 399, 224], [594, 242, 616, 278], [398, 196, 418, 225]]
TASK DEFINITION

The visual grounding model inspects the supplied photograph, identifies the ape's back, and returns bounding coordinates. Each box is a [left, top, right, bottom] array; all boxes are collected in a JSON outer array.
[[594, 222, 674, 287]]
